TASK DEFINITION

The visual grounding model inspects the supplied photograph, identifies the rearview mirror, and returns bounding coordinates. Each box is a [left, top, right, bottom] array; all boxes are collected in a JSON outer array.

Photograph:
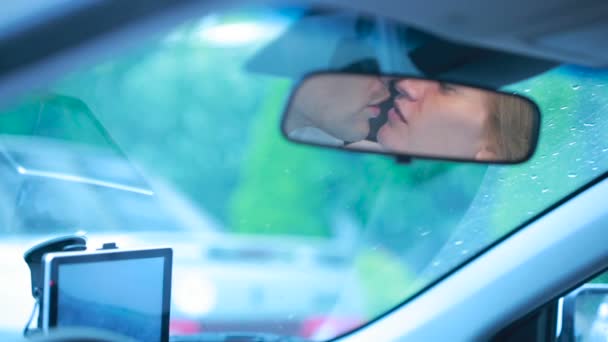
[[282, 73, 540, 163]]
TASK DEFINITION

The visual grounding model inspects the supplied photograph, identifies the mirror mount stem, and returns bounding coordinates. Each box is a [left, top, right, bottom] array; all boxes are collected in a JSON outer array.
[[395, 156, 412, 164]]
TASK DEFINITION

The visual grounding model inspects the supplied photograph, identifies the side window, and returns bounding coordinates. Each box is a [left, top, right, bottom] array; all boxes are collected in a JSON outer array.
[[492, 272, 608, 342], [557, 272, 608, 342]]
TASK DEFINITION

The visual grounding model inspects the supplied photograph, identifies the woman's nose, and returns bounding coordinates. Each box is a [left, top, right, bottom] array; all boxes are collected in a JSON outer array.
[[395, 79, 436, 100]]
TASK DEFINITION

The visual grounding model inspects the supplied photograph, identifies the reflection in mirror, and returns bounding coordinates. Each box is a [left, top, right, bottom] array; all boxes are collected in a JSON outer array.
[[284, 74, 391, 146], [283, 74, 540, 163]]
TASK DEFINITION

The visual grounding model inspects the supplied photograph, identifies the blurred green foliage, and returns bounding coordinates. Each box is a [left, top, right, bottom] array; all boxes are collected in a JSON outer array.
[[355, 248, 416, 314], [0, 94, 113, 147], [591, 272, 608, 284]]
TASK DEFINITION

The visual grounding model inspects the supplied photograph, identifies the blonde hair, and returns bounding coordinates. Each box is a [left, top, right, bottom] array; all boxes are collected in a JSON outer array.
[[485, 94, 537, 161]]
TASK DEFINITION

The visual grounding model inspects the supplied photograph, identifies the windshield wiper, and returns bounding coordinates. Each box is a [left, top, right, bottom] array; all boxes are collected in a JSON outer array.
[[170, 332, 312, 342]]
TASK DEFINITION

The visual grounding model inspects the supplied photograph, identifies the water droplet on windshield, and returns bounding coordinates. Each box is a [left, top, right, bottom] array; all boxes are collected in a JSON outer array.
[[461, 249, 469, 255], [432, 260, 441, 267], [454, 240, 464, 246], [587, 160, 596, 164], [570, 127, 577, 131], [560, 106, 569, 110], [552, 152, 560, 157], [567, 173, 578, 178], [592, 167, 599, 171], [542, 188, 549, 193], [572, 84, 581, 90], [524, 89, 531, 93], [583, 123, 595, 127], [530, 175, 538, 180], [575, 158, 582, 162], [602, 148, 608, 153], [569, 141, 577, 146], [420, 231, 431, 237]]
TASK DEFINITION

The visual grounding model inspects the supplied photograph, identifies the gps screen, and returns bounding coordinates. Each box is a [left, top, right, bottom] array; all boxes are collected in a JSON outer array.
[[56, 257, 166, 341]]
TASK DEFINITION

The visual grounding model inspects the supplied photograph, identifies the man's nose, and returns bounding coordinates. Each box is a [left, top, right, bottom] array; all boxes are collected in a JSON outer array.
[[395, 78, 436, 100]]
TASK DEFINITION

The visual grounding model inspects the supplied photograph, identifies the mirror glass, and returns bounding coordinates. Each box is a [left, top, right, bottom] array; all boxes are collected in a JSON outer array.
[[283, 73, 540, 163], [574, 287, 608, 341]]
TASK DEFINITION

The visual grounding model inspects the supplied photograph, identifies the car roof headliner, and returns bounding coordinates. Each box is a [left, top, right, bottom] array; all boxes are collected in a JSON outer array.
[[3, 0, 608, 66], [337, 0, 608, 67], [0, 0, 607, 107]]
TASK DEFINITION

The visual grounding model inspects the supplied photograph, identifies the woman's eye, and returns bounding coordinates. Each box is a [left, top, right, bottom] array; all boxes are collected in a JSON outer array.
[[439, 82, 456, 93]]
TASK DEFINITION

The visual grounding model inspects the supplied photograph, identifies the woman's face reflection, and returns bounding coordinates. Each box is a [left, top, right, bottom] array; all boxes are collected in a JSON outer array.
[[377, 78, 495, 159]]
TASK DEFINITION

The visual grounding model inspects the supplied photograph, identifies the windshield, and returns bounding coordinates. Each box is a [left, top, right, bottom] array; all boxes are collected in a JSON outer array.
[[0, 5, 607, 341]]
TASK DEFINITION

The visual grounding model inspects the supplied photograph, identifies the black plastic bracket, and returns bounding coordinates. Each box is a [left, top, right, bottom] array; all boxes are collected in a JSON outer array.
[[23, 235, 87, 298]]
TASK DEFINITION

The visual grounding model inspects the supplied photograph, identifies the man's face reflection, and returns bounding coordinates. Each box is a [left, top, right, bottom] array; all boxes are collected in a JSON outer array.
[[286, 75, 390, 143]]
